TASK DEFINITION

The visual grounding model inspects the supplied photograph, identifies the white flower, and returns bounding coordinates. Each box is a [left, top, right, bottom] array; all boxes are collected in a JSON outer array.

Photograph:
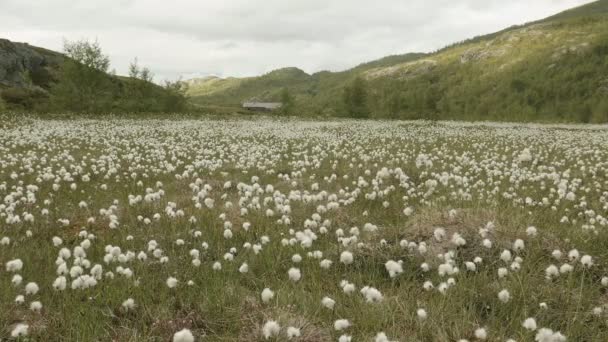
[[360, 286, 383, 302], [385, 260, 403, 278], [11, 274, 22, 286], [122, 298, 136, 311], [239, 263, 249, 273], [286, 326, 301, 339], [545, 265, 559, 279], [526, 226, 538, 237], [523, 317, 537, 331], [320, 259, 333, 269], [25, 282, 39, 295], [53, 276, 67, 291], [474, 327, 487, 340], [340, 251, 354, 265], [11, 323, 29, 337], [166, 277, 178, 288], [334, 319, 350, 331], [291, 254, 302, 263], [580, 255, 593, 268], [262, 320, 281, 339], [261, 288, 274, 303], [30, 301, 43, 312], [535, 328, 566, 342], [568, 249, 580, 261], [6, 259, 23, 272], [374, 332, 391, 342], [322, 296, 336, 309], [417, 308, 428, 320], [498, 289, 511, 303], [513, 239, 525, 251], [339, 335, 352, 342], [173, 328, 194, 342], [288, 267, 301, 282], [500, 250, 512, 263]]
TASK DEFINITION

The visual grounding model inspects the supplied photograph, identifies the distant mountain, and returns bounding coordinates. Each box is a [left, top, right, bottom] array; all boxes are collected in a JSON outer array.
[[187, 0, 608, 122]]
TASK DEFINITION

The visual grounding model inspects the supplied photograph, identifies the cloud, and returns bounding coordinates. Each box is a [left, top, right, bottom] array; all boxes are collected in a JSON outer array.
[[0, 0, 595, 80]]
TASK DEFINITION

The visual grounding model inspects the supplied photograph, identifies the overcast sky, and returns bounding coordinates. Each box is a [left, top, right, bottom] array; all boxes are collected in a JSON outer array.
[[1, 0, 595, 81]]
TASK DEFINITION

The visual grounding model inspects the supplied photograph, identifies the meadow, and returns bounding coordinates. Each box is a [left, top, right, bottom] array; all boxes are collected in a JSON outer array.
[[1, 116, 608, 341]]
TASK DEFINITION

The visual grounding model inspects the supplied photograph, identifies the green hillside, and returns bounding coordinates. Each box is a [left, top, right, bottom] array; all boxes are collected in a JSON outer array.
[[188, 0, 608, 122], [0, 39, 187, 113]]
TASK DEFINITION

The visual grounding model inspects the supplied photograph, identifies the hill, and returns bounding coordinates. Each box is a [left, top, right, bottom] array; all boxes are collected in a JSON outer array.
[[0, 39, 186, 113], [187, 0, 608, 122]]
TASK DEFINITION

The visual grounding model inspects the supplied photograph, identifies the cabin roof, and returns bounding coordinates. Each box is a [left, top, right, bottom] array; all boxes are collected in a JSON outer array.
[[242, 102, 282, 109]]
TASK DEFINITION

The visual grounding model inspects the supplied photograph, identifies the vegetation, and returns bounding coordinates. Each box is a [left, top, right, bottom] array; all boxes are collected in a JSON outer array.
[[189, 0, 608, 122], [0, 39, 188, 114], [1, 117, 608, 340], [279, 88, 294, 115], [342, 77, 369, 118]]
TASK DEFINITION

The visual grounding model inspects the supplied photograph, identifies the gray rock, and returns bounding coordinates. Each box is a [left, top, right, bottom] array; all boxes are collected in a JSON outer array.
[[0, 38, 64, 89]]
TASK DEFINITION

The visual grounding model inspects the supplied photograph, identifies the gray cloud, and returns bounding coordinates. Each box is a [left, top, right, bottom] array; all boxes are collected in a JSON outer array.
[[1, 0, 594, 81]]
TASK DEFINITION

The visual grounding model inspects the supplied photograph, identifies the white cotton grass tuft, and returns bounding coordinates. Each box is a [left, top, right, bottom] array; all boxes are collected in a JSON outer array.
[[498, 289, 511, 303], [25, 282, 39, 295], [172, 328, 194, 342], [30, 301, 43, 312], [385, 260, 403, 278], [340, 251, 354, 265], [580, 255, 593, 268], [286, 326, 301, 339], [338, 335, 352, 342], [288, 267, 301, 282], [262, 320, 281, 339], [360, 286, 383, 303], [417, 308, 428, 320], [11, 274, 22, 287], [522, 317, 537, 331], [11, 323, 29, 338], [535, 328, 566, 342], [261, 288, 274, 303], [474, 327, 487, 340], [322, 296, 336, 309], [166, 277, 178, 288], [6, 259, 23, 272], [374, 332, 394, 342], [122, 298, 136, 311], [334, 319, 351, 331]]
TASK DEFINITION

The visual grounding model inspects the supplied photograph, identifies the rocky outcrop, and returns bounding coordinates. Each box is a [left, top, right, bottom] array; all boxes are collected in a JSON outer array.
[[0, 38, 64, 90], [365, 59, 437, 79]]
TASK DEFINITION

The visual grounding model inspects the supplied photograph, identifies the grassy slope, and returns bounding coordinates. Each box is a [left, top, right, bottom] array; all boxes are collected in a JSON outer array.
[[0, 39, 176, 112], [188, 0, 608, 122]]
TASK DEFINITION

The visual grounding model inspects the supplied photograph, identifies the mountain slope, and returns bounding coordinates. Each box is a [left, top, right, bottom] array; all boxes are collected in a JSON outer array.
[[188, 0, 608, 122], [0, 38, 186, 113]]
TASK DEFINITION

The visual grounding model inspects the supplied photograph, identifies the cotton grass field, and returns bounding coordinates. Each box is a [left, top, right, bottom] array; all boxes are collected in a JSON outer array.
[[1, 116, 608, 341]]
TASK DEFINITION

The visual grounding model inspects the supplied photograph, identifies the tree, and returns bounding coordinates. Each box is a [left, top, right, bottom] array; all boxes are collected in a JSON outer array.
[[129, 57, 154, 83], [50, 39, 116, 113], [161, 79, 189, 112], [128, 57, 140, 78], [280, 88, 294, 115], [343, 77, 369, 118], [63, 39, 110, 72]]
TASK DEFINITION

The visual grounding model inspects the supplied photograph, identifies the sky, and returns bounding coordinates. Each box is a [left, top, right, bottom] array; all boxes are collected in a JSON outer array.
[[1, 0, 595, 81]]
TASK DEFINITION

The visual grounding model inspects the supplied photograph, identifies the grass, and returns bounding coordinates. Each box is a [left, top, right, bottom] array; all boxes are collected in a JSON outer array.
[[0, 116, 607, 341]]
